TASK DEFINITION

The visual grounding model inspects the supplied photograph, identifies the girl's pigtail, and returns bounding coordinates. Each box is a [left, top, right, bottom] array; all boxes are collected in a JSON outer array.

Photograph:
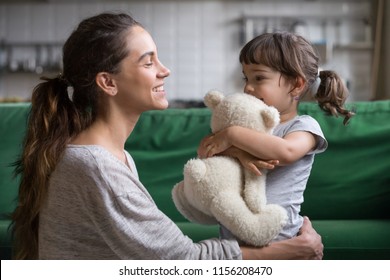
[[315, 70, 355, 125]]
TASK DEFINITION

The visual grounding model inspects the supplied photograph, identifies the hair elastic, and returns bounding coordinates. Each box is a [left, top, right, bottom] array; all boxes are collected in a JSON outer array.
[[57, 73, 71, 87], [310, 76, 321, 96], [57, 73, 74, 101]]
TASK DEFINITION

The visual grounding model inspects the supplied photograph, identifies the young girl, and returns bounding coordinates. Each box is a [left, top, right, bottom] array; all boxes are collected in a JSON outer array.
[[198, 32, 354, 242], [11, 14, 323, 259]]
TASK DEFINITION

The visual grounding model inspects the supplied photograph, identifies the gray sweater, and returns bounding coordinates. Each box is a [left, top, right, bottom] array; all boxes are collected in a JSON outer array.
[[39, 145, 241, 260]]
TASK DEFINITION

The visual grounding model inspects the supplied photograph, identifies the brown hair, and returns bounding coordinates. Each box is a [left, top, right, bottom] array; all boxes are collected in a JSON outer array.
[[11, 13, 141, 259], [239, 32, 354, 125]]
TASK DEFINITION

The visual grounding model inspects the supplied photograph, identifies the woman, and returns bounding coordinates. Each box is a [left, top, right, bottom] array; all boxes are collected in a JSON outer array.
[[12, 12, 323, 260]]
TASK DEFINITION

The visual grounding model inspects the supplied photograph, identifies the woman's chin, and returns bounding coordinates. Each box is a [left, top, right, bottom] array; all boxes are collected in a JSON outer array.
[[153, 92, 169, 110]]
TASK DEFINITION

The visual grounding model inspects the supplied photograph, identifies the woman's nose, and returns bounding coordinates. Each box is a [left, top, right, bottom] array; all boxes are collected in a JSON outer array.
[[158, 62, 170, 78]]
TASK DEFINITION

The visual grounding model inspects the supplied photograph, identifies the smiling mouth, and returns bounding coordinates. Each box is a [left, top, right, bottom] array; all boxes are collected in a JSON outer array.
[[153, 86, 164, 92]]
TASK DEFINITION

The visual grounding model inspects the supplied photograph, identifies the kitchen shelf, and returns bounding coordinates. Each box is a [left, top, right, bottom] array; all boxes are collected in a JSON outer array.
[[0, 41, 63, 73]]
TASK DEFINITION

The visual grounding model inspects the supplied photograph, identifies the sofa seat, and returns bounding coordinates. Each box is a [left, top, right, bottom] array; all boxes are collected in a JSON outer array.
[[176, 220, 390, 260]]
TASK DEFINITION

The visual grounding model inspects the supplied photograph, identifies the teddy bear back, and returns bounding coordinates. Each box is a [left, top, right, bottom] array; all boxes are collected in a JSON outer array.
[[204, 91, 280, 134]]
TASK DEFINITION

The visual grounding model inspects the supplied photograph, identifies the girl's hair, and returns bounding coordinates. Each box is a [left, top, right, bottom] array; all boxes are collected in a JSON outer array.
[[239, 31, 354, 125], [11, 13, 141, 259]]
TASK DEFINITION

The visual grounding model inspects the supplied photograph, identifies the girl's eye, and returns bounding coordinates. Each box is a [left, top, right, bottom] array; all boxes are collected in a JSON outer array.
[[255, 76, 264, 81], [242, 76, 248, 82], [145, 62, 153, 67]]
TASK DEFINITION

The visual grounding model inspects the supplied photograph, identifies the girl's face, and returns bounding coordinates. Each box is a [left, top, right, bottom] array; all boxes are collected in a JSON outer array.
[[242, 63, 298, 119], [112, 26, 170, 114]]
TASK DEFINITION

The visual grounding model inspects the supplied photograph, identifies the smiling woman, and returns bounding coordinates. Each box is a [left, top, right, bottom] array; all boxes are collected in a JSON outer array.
[[10, 12, 323, 260], [108, 27, 170, 116]]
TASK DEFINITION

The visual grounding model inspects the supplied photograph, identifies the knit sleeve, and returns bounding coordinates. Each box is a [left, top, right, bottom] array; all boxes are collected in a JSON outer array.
[[87, 147, 242, 260]]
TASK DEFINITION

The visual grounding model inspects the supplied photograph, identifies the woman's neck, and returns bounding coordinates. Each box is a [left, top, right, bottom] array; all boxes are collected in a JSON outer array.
[[71, 113, 139, 164]]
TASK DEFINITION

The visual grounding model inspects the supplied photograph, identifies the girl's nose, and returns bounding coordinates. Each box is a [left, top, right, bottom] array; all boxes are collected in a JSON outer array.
[[244, 84, 254, 94]]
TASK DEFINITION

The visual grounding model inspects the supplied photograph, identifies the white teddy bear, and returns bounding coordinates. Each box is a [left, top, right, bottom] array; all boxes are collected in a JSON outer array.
[[172, 90, 287, 246]]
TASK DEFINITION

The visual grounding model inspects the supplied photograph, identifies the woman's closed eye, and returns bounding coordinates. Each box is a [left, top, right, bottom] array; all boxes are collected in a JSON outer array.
[[144, 62, 153, 68]]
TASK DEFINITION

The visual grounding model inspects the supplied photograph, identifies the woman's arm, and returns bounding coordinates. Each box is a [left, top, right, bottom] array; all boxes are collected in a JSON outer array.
[[199, 126, 317, 165], [240, 216, 323, 260]]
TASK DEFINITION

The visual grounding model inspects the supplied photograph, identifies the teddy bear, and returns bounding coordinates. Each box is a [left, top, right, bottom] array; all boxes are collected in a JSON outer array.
[[172, 90, 287, 246]]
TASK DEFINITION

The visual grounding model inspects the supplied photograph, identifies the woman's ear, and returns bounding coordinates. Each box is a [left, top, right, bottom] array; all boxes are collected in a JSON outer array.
[[95, 72, 118, 96]]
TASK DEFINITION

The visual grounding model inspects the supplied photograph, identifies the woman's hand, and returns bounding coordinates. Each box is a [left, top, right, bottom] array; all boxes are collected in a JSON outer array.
[[295, 216, 324, 260], [241, 216, 323, 260]]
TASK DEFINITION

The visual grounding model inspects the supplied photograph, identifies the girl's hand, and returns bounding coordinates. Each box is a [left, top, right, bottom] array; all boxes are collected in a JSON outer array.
[[197, 134, 213, 158], [198, 141, 278, 176], [229, 147, 278, 176], [197, 130, 231, 158], [238, 156, 278, 176]]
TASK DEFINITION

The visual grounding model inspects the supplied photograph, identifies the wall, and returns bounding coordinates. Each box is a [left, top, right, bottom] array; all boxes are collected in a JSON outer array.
[[0, 0, 373, 102], [385, 0, 390, 99], [377, 0, 390, 100]]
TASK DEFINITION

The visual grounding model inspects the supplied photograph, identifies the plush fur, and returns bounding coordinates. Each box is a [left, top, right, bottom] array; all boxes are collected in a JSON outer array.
[[172, 90, 287, 246]]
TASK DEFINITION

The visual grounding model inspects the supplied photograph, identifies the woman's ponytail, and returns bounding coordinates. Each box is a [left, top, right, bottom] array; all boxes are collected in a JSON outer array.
[[12, 76, 81, 259]]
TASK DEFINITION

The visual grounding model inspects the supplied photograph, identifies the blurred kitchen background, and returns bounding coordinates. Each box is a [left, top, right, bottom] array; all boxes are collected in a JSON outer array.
[[0, 0, 388, 103]]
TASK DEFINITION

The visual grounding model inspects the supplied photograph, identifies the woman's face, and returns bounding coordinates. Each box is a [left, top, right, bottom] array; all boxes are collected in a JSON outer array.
[[112, 26, 170, 114]]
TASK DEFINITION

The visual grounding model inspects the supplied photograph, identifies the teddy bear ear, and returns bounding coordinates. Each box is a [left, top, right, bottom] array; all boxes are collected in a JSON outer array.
[[261, 106, 280, 129], [204, 90, 224, 109]]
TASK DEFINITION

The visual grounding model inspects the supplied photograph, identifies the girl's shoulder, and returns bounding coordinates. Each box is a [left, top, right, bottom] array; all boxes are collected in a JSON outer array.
[[275, 115, 321, 136], [276, 115, 327, 153]]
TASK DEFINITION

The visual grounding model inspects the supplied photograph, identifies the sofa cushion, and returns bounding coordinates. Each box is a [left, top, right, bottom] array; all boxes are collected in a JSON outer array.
[[176, 220, 390, 260], [0, 220, 13, 259], [312, 220, 390, 260]]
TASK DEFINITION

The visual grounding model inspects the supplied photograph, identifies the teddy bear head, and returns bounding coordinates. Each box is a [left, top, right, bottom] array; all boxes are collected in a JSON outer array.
[[204, 90, 280, 134]]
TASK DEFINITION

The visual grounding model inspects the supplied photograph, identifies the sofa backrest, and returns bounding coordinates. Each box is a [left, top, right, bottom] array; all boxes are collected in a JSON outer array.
[[126, 101, 390, 221], [298, 101, 390, 219], [0, 103, 29, 220], [1, 101, 390, 223], [125, 108, 212, 222]]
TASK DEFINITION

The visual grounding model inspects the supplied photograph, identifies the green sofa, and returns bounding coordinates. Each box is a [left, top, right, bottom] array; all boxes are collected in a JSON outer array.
[[1, 100, 389, 260]]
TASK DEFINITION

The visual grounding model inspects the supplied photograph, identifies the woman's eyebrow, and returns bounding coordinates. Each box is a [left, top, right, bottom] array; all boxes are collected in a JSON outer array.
[[137, 51, 154, 62]]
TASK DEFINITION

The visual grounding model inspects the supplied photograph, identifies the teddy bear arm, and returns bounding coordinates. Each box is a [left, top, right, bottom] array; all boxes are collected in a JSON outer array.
[[209, 193, 287, 247], [243, 169, 268, 214], [172, 181, 218, 225]]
